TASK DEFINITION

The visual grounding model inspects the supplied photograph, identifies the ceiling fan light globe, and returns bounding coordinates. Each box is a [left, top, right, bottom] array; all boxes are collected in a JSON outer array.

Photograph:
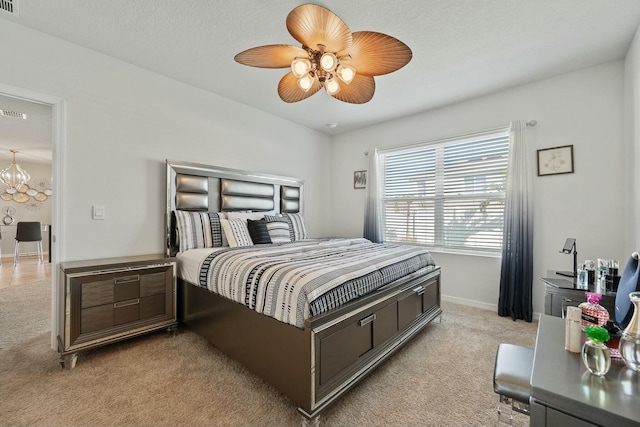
[[320, 53, 338, 72], [325, 78, 340, 95], [291, 58, 311, 78], [297, 75, 314, 92], [337, 64, 356, 84]]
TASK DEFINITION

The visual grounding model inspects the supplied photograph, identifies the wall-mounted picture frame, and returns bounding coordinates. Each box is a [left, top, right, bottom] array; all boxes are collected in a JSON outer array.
[[354, 170, 367, 189], [537, 144, 574, 176]]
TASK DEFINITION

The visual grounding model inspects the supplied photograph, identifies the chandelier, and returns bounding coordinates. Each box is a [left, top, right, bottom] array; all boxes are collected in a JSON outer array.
[[0, 150, 31, 193]]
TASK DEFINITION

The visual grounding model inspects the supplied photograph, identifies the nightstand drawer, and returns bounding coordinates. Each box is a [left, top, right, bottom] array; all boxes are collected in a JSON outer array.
[[140, 294, 165, 319], [114, 298, 140, 325], [114, 276, 140, 302], [81, 279, 114, 308], [81, 304, 113, 333], [140, 272, 166, 297]]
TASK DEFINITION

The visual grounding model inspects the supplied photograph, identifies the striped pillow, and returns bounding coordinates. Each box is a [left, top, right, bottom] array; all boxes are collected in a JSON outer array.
[[265, 221, 291, 244], [175, 211, 215, 252], [283, 213, 307, 240], [264, 214, 295, 242], [220, 218, 253, 247], [247, 219, 272, 244]]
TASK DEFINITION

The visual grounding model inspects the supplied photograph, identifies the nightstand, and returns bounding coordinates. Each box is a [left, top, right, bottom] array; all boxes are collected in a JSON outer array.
[[540, 277, 616, 319], [57, 254, 177, 369]]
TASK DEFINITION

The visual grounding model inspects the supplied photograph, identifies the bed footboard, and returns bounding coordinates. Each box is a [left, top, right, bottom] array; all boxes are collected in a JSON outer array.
[[304, 267, 441, 419], [179, 266, 441, 421]]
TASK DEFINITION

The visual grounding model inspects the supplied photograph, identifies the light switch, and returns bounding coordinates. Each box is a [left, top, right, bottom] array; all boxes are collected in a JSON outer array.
[[92, 205, 105, 220]]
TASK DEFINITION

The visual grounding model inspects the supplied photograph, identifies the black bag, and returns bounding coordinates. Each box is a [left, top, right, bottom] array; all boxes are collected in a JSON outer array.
[[615, 252, 640, 329]]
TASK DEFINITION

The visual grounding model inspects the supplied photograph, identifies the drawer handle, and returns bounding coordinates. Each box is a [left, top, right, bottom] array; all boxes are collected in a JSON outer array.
[[359, 313, 377, 327], [413, 286, 425, 295], [114, 298, 139, 308], [114, 275, 140, 285]]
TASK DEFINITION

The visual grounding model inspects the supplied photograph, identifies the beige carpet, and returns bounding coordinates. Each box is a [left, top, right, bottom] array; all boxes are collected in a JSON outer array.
[[0, 280, 535, 427], [0, 279, 51, 350]]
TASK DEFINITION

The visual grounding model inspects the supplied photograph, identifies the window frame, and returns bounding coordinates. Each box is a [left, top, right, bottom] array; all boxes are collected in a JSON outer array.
[[379, 127, 511, 256]]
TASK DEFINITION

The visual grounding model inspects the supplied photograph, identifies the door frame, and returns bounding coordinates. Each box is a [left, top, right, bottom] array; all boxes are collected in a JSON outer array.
[[0, 82, 66, 350]]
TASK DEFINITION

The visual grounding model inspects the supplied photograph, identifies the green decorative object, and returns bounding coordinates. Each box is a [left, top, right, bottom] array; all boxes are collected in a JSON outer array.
[[584, 325, 610, 343], [582, 325, 611, 376]]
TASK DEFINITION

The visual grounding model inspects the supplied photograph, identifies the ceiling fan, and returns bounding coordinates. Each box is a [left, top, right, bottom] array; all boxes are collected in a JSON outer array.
[[234, 3, 412, 104]]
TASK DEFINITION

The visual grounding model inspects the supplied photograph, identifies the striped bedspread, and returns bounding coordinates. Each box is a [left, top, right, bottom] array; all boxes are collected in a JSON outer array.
[[196, 238, 436, 328]]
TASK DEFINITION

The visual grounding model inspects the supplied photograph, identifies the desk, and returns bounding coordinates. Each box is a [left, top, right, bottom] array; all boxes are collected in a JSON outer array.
[[530, 315, 640, 426]]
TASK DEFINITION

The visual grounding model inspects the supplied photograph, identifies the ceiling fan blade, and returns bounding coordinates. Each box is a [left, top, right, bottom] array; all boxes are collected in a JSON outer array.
[[338, 31, 412, 76], [286, 4, 352, 53], [331, 74, 376, 104], [234, 45, 309, 68], [278, 72, 322, 103]]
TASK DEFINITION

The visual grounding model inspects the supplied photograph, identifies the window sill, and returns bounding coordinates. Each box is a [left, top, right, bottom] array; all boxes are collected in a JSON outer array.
[[385, 240, 502, 259], [428, 248, 502, 259]]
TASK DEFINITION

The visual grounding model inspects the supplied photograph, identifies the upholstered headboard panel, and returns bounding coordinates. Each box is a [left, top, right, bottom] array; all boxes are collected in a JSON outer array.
[[166, 160, 304, 256], [175, 174, 211, 210], [281, 186, 300, 213], [220, 179, 275, 211]]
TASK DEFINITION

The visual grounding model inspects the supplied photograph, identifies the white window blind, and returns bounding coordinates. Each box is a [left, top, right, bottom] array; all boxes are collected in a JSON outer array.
[[381, 130, 510, 254]]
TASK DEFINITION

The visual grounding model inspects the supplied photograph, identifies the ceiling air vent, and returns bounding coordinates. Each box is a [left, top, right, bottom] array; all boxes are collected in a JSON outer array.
[[0, 110, 26, 119], [0, 0, 18, 16]]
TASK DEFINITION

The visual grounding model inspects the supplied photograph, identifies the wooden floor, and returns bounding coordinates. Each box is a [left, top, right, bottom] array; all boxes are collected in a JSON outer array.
[[0, 255, 52, 288]]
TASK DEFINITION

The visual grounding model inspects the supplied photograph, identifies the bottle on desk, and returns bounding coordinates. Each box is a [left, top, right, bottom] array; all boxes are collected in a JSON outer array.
[[576, 264, 589, 290], [565, 306, 583, 353], [578, 292, 609, 327]]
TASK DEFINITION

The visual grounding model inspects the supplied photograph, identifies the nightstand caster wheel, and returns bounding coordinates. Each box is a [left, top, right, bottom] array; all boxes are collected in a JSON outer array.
[[167, 324, 177, 337], [60, 353, 78, 370]]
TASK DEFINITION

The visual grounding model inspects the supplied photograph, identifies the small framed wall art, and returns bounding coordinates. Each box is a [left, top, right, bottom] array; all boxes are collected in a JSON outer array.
[[537, 144, 574, 176], [354, 170, 367, 189]]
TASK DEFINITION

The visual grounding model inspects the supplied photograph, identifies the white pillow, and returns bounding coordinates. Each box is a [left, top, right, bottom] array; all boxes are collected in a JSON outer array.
[[220, 218, 254, 247]]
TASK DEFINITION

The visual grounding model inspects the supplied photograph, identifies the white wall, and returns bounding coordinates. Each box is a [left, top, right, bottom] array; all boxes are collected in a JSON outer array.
[[0, 20, 333, 262], [624, 27, 640, 257], [331, 61, 627, 315]]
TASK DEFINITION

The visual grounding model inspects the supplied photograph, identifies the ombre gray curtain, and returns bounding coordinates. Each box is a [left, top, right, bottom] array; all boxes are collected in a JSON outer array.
[[498, 121, 534, 321], [363, 149, 383, 243]]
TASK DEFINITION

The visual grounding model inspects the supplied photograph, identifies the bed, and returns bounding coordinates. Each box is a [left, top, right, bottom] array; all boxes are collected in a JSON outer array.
[[165, 160, 442, 426]]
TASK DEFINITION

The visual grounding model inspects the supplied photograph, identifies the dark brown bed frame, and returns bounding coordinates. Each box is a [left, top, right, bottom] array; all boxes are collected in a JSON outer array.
[[165, 160, 442, 426]]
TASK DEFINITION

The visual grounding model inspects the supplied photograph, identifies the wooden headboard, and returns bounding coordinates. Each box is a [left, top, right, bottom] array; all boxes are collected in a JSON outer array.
[[165, 160, 304, 256]]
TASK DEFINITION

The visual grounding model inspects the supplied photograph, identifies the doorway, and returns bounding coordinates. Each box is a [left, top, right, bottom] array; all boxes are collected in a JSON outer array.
[[0, 83, 65, 350], [0, 94, 52, 270]]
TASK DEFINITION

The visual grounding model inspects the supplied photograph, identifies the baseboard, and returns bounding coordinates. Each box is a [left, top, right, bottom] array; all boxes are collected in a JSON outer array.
[[442, 294, 497, 311], [0, 252, 49, 261], [441, 294, 541, 320]]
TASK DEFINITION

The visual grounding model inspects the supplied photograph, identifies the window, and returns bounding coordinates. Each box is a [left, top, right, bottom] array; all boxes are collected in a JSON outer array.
[[381, 129, 510, 255]]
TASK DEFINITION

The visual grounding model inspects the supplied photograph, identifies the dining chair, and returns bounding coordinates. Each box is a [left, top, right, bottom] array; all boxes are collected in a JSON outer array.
[[14, 221, 43, 265]]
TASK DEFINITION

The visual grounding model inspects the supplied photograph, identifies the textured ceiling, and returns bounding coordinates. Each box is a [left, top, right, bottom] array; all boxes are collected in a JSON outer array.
[[2, 0, 640, 144], [0, 94, 51, 164]]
